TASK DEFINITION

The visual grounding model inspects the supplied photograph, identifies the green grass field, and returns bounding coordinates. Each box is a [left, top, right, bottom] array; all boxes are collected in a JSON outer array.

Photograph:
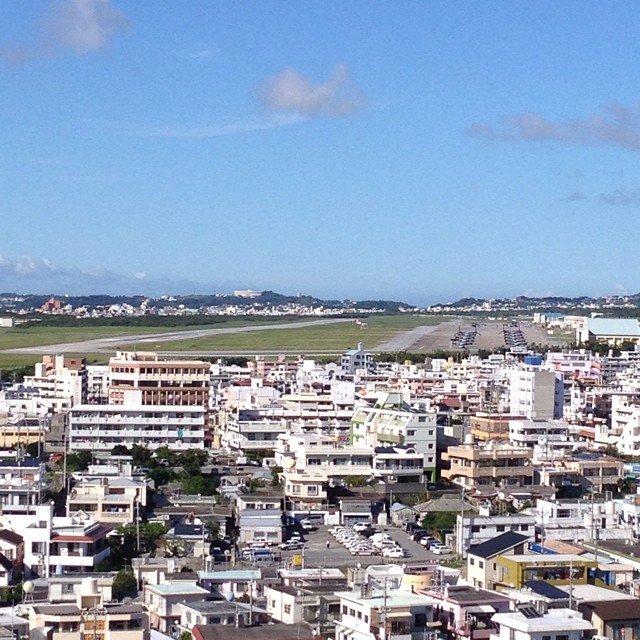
[[0, 317, 308, 351], [133, 315, 446, 352]]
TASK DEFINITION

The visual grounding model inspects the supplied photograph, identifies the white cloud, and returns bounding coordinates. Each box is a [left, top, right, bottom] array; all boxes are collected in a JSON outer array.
[[0, 255, 204, 296], [468, 101, 640, 150], [43, 0, 129, 54], [1, 0, 129, 63], [259, 64, 366, 118]]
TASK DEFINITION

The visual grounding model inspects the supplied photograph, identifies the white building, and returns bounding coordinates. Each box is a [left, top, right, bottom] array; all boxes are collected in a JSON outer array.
[[334, 586, 435, 640], [69, 404, 206, 451], [22, 354, 87, 411], [509, 369, 564, 420], [490, 608, 593, 640]]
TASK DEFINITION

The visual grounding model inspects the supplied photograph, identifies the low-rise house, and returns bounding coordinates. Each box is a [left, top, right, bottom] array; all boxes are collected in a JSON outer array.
[[334, 585, 436, 640], [424, 584, 512, 640], [197, 569, 261, 600], [580, 598, 640, 638], [192, 622, 317, 640], [67, 475, 147, 525], [238, 508, 283, 545], [48, 518, 112, 576], [490, 607, 593, 640], [164, 523, 208, 558], [144, 581, 210, 634], [0, 529, 23, 563], [467, 532, 531, 590], [265, 583, 340, 636], [45, 572, 114, 603], [494, 554, 598, 591], [27, 576, 149, 640], [389, 502, 416, 527], [178, 600, 270, 636], [456, 513, 535, 557]]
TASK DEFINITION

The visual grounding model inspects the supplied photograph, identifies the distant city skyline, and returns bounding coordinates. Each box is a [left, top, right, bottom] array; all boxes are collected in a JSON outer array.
[[3, 2, 640, 305]]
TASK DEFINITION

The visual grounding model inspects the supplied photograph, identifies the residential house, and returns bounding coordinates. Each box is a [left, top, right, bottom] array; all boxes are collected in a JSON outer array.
[[144, 581, 210, 634], [467, 532, 531, 590], [334, 586, 436, 640], [490, 607, 593, 640], [27, 576, 149, 640]]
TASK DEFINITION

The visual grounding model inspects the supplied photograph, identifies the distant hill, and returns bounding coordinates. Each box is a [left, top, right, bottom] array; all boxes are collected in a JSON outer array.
[[0, 290, 412, 313]]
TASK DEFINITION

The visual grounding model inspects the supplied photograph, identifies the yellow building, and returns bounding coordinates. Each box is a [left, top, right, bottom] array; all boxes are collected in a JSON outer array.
[[495, 553, 598, 590]]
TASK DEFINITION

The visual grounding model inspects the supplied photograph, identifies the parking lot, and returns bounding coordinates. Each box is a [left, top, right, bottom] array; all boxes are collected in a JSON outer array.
[[277, 525, 450, 569]]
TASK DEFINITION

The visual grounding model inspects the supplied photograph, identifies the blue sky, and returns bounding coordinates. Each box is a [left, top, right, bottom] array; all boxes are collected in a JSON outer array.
[[2, 1, 640, 305]]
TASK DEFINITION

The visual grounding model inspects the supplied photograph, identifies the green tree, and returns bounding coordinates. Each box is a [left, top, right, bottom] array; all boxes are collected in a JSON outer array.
[[421, 511, 457, 538], [112, 569, 138, 600], [131, 445, 153, 467], [180, 475, 217, 496], [66, 450, 93, 472], [111, 445, 130, 456], [178, 449, 209, 476]]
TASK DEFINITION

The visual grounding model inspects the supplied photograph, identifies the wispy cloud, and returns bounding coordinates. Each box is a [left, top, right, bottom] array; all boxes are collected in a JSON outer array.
[[468, 101, 640, 150], [0, 255, 203, 296], [2, 0, 128, 63], [559, 191, 590, 202], [599, 188, 640, 207], [258, 64, 366, 118], [110, 112, 304, 139], [177, 48, 217, 61]]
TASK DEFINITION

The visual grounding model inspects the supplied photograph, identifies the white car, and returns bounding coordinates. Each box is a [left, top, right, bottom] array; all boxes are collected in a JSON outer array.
[[383, 546, 405, 559], [432, 544, 452, 555], [352, 522, 371, 533]]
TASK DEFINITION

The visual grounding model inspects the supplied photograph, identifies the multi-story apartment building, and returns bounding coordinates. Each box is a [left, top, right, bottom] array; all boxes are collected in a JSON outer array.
[[0, 455, 46, 515], [351, 391, 437, 481], [275, 432, 373, 481], [509, 369, 564, 420], [108, 351, 210, 407], [22, 354, 87, 411], [69, 405, 206, 451], [442, 440, 534, 489], [341, 342, 374, 375]]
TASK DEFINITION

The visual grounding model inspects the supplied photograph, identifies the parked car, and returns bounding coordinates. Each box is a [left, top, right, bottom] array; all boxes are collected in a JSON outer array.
[[431, 544, 452, 555], [353, 522, 371, 533], [279, 540, 305, 551]]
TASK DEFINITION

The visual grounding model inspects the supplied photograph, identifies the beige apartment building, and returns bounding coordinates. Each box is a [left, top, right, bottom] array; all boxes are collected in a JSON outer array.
[[442, 441, 533, 489], [108, 351, 210, 407], [67, 476, 147, 525]]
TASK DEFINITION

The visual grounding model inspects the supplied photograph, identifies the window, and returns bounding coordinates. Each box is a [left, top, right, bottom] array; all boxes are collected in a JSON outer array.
[[284, 604, 291, 615], [556, 636, 569, 640], [469, 558, 475, 566], [407, 430, 416, 436], [342, 606, 348, 614], [478, 561, 484, 569]]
